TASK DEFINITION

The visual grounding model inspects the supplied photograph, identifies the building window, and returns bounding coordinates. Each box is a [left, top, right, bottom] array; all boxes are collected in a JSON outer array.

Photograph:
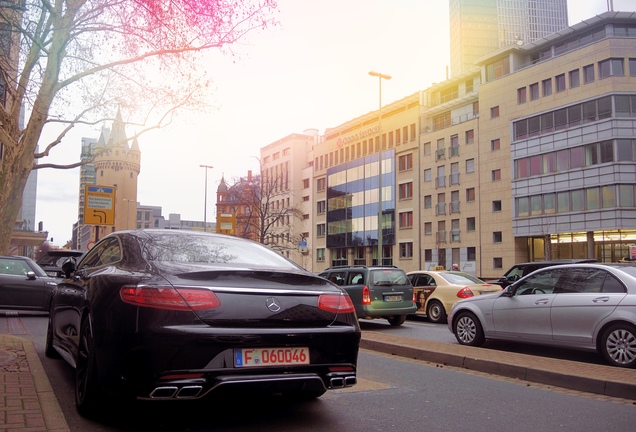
[[465, 129, 474, 144], [492, 169, 501, 181], [466, 159, 474, 173], [466, 187, 475, 202], [467, 247, 476, 260], [399, 211, 413, 228], [424, 195, 432, 209], [424, 222, 432, 235], [529, 83, 539, 100], [556, 74, 566, 92], [517, 87, 527, 104], [490, 106, 499, 118], [410, 124, 416, 139], [542, 78, 552, 96], [316, 248, 325, 261], [492, 200, 502, 212], [398, 153, 413, 171], [403, 126, 409, 142], [399, 242, 413, 258], [465, 79, 473, 93], [583, 64, 595, 83], [316, 177, 326, 192], [494, 257, 503, 269], [466, 217, 476, 232], [491, 138, 500, 151], [630, 58, 636, 76], [424, 169, 432, 182], [599, 58, 624, 78], [423, 142, 431, 155], [395, 128, 401, 144], [317, 223, 326, 237], [569, 69, 580, 88], [399, 182, 413, 200], [317, 200, 326, 214]]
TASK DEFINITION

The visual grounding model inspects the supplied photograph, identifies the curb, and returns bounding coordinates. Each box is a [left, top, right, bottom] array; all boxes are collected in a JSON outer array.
[[360, 332, 636, 401]]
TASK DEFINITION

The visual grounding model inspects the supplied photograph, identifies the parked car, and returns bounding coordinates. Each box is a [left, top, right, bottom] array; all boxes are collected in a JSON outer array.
[[317, 265, 416, 326], [407, 270, 502, 324], [36, 249, 84, 278], [0, 255, 57, 312], [45, 230, 360, 417], [448, 263, 636, 368], [487, 258, 597, 289]]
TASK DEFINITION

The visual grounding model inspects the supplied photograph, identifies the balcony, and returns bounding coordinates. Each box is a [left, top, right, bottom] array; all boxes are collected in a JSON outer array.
[[436, 203, 446, 216], [436, 230, 447, 244], [450, 201, 460, 214], [449, 173, 460, 186], [435, 148, 446, 161], [435, 176, 446, 189]]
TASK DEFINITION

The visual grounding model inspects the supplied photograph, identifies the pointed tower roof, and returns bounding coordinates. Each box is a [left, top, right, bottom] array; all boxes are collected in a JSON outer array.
[[108, 107, 129, 150], [217, 175, 228, 193], [131, 136, 140, 152]]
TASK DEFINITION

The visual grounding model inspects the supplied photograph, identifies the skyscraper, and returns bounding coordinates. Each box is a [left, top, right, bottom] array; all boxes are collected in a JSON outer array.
[[449, 0, 568, 77]]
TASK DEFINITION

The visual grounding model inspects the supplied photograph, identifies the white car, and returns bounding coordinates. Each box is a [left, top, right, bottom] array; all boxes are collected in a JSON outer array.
[[407, 270, 502, 324], [448, 263, 636, 368]]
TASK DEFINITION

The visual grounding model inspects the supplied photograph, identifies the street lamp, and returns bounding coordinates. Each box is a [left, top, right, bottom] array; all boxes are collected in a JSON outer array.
[[200, 164, 214, 232], [122, 199, 134, 229], [369, 71, 391, 265]]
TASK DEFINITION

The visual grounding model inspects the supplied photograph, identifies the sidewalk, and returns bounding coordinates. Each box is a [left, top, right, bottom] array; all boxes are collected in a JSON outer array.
[[0, 335, 69, 432], [2, 330, 636, 431]]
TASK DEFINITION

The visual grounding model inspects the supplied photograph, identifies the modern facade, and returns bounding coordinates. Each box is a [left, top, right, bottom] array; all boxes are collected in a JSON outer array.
[[3, 1, 48, 256], [449, 0, 568, 77], [307, 11, 636, 280], [312, 92, 421, 270]]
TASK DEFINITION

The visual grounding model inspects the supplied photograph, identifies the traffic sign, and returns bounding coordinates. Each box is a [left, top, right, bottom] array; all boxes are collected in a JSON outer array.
[[84, 185, 116, 225]]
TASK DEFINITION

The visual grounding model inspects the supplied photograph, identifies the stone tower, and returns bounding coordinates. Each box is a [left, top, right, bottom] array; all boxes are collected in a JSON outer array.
[[92, 108, 141, 237]]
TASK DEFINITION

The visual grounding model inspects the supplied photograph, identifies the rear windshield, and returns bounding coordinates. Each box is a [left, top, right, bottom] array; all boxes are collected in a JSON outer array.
[[440, 272, 485, 284], [371, 270, 408, 285]]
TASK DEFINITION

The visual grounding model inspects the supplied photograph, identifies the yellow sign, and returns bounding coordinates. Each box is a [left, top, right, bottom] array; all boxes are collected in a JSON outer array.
[[217, 213, 236, 235], [84, 185, 116, 225]]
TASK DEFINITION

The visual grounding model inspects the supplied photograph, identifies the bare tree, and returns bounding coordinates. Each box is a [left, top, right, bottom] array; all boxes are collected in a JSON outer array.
[[0, 0, 278, 253], [225, 167, 304, 254]]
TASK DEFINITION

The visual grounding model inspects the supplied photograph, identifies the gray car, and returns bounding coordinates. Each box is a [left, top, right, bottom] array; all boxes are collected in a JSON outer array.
[[0, 255, 57, 312], [448, 263, 636, 368]]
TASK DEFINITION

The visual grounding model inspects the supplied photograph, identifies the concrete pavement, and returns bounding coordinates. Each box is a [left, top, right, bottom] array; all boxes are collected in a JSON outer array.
[[2, 330, 636, 431]]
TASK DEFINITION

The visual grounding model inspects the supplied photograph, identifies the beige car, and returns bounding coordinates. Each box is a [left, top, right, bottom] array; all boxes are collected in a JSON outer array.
[[407, 270, 502, 324]]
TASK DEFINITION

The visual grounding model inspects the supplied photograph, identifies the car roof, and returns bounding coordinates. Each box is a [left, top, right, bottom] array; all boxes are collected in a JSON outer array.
[[39, 250, 83, 257], [512, 259, 597, 266]]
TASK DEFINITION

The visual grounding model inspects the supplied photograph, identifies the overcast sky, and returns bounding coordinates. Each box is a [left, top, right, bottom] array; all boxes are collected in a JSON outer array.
[[34, 0, 635, 247]]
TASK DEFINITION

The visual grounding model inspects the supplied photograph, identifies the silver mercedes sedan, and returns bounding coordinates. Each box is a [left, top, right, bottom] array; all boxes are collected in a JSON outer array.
[[448, 263, 636, 368]]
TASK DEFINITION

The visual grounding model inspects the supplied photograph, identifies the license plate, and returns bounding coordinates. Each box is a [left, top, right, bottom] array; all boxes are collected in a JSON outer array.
[[234, 347, 310, 367], [384, 295, 403, 302]]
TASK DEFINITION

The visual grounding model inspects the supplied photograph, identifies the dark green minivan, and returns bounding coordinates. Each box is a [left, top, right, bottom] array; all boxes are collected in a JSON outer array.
[[318, 265, 416, 326]]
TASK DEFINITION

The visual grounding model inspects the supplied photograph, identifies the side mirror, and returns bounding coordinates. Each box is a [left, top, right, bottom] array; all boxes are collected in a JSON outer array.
[[26, 271, 36, 280]]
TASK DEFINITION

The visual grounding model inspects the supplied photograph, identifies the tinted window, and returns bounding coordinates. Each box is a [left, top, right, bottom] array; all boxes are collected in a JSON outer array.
[[602, 274, 626, 293], [554, 268, 602, 293], [348, 272, 364, 284], [372, 270, 407, 285]]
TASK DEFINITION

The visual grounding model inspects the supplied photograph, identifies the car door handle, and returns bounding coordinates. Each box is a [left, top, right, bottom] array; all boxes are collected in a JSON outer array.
[[534, 299, 550, 305], [592, 297, 610, 303]]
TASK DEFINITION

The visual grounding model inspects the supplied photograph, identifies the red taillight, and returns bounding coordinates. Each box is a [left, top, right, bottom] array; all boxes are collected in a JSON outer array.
[[362, 285, 371, 305], [319, 294, 355, 313], [457, 287, 475, 299], [120, 285, 221, 310]]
